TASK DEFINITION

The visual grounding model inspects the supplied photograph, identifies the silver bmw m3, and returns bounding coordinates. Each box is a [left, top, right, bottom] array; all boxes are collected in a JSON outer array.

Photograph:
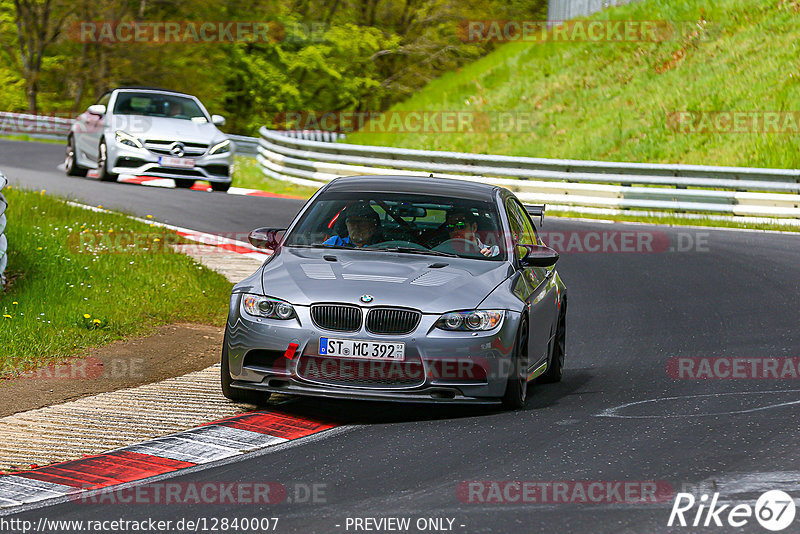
[[222, 175, 567, 409]]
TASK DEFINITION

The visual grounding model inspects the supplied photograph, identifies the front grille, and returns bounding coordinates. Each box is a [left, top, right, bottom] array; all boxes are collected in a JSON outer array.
[[311, 304, 362, 332], [366, 308, 421, 335], [144, 139, 208, 157], [297, 355, 425, 388]]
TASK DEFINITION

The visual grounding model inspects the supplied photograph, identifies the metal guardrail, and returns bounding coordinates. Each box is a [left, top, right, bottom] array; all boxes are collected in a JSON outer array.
[[548, 0, 640, 23], [227, 134, 259, 155], [257, 127, 800, 219], [0, 112, 73, 140], [0, 171, 8, 286], [228, 132, 340, 155]]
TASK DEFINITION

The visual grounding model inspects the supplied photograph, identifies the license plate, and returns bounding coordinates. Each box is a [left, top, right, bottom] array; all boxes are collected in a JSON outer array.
[[319, 338, 405, 361], [159, 156, 195, 168]]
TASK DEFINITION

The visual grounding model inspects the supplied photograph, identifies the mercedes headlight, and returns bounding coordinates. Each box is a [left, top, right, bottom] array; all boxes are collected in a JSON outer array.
[[436, 310, 504, 331], [115, 130, 143, 148], [209, 139, 231, 155], [243, 294, 295, 319]]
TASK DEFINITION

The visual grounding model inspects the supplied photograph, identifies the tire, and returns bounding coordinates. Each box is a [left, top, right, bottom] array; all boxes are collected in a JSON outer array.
[[221, 333, 271, 405], [65, 136, 88, 177], [211, 181, 231, 193], [540, 302, 566, 384], [174, 179, 195, 189], [502, 318, 529, 410], [97, 140, 118, 182]]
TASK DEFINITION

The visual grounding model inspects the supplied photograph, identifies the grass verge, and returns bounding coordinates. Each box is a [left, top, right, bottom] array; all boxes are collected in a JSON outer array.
[[0, 187, 233, 376], [0, 134, 62, 144], [233, 155, 320, 198], [347, 0, 800, 169], [548, 210, 800, 233]]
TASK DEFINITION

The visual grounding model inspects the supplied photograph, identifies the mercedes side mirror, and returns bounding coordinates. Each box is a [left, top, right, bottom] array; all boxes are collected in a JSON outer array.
[[519, 244, 559, 267], [87, 104, 106, 116], [249, 228, 286, 250], [211, 114, 226, 126]]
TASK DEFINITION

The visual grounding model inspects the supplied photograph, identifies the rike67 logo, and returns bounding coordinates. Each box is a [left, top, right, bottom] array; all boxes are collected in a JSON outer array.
[[669, 490, 796, 531]]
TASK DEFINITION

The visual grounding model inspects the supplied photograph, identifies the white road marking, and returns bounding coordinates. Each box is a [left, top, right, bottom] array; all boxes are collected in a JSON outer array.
[[597, 389, 800, 419], [0, 476, 76, 507]]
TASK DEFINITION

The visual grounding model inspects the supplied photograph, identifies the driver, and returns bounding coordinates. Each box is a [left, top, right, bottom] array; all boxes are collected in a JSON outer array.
[[322, 202, 381, 248], [167, 101, 183, 117], [445, 208, 499, 257]]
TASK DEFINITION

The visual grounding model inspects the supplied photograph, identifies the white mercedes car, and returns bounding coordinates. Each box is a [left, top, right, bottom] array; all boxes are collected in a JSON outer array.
[[65, 87, 234, 191]]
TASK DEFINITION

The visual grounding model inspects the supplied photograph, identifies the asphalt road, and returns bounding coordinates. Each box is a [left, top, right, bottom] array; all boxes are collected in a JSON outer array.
[[3, 139, 800, 533]]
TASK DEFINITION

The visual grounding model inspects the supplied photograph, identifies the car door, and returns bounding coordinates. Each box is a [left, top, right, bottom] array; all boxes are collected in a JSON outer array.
[[80, 92, 110, 164], [506, 198, 558, 373]]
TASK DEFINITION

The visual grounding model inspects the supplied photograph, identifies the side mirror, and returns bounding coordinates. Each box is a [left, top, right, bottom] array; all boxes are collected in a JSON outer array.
[[519, 244, 559, 267], [211, 114, 226, 126], [249, 227, 286, 250], [87, 104, 106, 116]]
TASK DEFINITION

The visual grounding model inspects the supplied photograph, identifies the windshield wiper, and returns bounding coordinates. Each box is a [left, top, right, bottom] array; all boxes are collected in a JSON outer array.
[[375, 246, 459, 258]]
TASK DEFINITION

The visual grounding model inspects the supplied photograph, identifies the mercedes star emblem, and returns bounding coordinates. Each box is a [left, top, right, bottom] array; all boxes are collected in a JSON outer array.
[[170, 142, 185, 157]]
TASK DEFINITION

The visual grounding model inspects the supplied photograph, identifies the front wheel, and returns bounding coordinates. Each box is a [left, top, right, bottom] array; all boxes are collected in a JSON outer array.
[[65, 136, 87, 177], [97, 140, 118, 182], [221, 334, 271, 405], [210, 181, 231, 192], [502, 318, 529, 410]]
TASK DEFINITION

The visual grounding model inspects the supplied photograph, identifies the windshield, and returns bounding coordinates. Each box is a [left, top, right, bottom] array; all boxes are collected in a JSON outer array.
[[284, 191, 507, 261], [113, 92, 207, 121]]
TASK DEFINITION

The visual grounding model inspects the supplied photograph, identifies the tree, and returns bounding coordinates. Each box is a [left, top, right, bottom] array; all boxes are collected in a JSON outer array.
[[0, 0, 72, 112]]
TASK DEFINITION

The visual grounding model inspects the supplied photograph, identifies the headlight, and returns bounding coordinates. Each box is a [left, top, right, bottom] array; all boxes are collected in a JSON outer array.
[[209, 139, 231, 155], [243, 294, 295, 319], [115, 130, 143, 148], [436, 310, 504, 331]]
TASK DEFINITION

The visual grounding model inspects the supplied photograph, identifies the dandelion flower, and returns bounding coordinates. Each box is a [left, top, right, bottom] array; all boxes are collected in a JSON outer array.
[[3, 315, 11, 319], [83, 314, 91, 319]]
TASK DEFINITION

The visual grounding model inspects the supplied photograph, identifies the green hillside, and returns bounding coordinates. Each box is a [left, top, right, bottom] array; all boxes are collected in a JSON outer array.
[[348, 0, 800, 169]]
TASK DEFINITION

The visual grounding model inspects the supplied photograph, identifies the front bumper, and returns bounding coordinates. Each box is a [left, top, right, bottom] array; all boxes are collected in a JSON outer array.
[[225, 294, 521, 404], [108, 143, 233, 183]]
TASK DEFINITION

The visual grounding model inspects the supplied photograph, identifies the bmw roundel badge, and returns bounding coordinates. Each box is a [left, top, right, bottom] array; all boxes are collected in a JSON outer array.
[[361, 294, 374, 303]]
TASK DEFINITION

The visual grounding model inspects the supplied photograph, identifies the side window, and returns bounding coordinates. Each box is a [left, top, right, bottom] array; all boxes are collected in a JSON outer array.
[[506, 199, 536, 249], [96, 93, 111, 108]]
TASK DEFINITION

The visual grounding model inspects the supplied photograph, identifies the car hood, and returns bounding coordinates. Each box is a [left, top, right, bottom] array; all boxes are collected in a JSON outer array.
[[260, 247, 514, 313], [112, 115, 222, 144]]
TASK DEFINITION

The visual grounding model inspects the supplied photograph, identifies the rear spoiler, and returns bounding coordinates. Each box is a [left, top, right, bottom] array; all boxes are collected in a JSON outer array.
[[524, 204, 546, 226]]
